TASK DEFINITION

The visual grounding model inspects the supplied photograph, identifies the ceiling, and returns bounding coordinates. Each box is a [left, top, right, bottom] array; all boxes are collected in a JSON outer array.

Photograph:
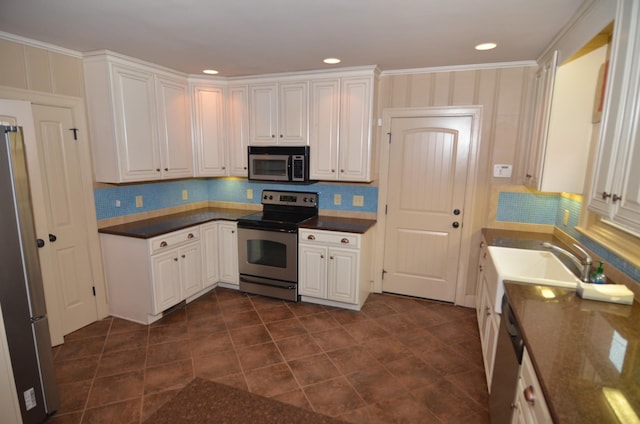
[[0, 0, 586, 77]]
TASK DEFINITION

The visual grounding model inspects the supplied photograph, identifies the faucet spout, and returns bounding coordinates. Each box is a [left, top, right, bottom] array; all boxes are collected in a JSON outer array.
[[541, 242, 592, 282]]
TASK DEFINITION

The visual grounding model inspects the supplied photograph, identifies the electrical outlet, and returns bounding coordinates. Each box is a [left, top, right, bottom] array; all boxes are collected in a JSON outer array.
[[352, 195, 364, 207], [247, 189, 253, 200], [135, 195, 143, 208], [182, 189, 188, 200], [334, 194, 342, 205], [115, 200, 121, 207]]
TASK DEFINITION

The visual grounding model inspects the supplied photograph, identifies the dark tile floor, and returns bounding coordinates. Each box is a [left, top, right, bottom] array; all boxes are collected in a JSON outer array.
[[48, 288, 489, 423]]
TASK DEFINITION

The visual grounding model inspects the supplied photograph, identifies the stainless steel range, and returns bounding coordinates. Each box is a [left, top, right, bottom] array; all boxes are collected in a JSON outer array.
[[237, 190, 318, 301]]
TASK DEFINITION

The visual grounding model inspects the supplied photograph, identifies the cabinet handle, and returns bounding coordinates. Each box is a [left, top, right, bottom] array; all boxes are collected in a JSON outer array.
[[524, 386, 536, 406], [187, 233, 194, 239], [341, 238, 349, 244], [160, 241, 168, 248], [602, 191, 612, 200], [613, 194, 622, 203], [307, 235, 315, 240], [525, 173, 532, 179], [486, 306, 491, 317]]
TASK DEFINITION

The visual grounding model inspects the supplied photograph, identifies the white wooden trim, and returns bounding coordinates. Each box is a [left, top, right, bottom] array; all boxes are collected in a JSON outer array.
[[374, 106, 483, 308], [380, 61, 537, 76]]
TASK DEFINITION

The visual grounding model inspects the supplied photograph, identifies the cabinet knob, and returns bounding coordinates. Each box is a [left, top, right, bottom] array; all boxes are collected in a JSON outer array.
[[486, 306, 491, 317], [479, 265, 484, 272], [340, 169, 345, 173], [222, 166, 226, 170], [164, 168, 168, 172], [160, 241, 168, 248], [173, 257, 178, 262], [181, 254, 186, 258], [341, 238, 349, 244], [243, 166, 247, 170], [602, 191, 612, 200], [525, 173, 532, 179], [271, 134, 275, 138], [331, 169, 335, 173], [613, 194, 622, 203], [523, 386, 536, 406], [320, 254, 324, 259], [279, 134, 283, 138], [156, 168, 161, 172], [187, 233, 194, 239], [307, 234, 315, 240], [330, 256, 334, 260], [232, 230, 235, 234]]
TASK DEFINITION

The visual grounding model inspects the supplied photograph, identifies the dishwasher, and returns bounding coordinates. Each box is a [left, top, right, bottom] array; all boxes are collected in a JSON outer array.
[[490, 294, 525, 423]]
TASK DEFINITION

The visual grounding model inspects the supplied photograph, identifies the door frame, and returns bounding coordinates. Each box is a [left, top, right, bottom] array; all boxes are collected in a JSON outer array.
[[0, 86, 108, 345], [374, 106, 483, 307]]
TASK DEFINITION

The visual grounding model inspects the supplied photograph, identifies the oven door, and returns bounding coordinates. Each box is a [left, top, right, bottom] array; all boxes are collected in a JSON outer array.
[[237, 227, 297, 283], [248, 154, 290, 181]]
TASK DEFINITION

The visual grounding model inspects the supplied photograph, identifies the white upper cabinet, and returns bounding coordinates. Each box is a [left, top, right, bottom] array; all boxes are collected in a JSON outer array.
[[191, 81, 227, 177], [249, 81, 308, 145], [589, 0, 640, 231], [309, 72, 376, 182], [227, 84, 250, 176], [84, 52, 193, 183]]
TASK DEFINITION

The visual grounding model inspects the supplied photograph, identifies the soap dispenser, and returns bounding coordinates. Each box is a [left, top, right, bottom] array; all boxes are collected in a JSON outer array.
[[590, 261, 607, 284]]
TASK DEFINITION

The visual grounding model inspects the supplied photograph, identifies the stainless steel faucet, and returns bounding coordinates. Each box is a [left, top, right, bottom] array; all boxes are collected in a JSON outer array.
[[542, 242, 593, 282]]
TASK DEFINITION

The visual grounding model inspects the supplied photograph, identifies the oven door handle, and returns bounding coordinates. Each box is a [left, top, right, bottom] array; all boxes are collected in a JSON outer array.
[[237, 223, 297, 233], [240, 275, 297, 290]]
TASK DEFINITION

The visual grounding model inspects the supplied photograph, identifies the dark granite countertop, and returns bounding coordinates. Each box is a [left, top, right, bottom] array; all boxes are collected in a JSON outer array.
[[98, 207, 250, 238], [505, 283, 640, 423], [299, 216, 376, 234], [99, 208, 377, 238]]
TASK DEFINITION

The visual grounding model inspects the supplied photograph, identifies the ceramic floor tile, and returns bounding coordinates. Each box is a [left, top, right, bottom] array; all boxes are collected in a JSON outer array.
[[51, 288, 488, 423]]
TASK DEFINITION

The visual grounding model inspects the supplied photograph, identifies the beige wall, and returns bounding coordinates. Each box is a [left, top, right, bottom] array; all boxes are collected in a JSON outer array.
[[0, 37, 85, 98], [377, 65, 537, 295]]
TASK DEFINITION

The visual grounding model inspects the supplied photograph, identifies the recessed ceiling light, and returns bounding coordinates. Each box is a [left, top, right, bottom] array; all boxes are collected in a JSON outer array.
[[203, 69, 219, 75], [475, 43, 497, 51], [323, 58, 341, 65]]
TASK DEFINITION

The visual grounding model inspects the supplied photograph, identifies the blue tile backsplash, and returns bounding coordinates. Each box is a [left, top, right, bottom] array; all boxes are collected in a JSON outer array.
[[94, 178, 378, 220], [497, 191, 640, 283]]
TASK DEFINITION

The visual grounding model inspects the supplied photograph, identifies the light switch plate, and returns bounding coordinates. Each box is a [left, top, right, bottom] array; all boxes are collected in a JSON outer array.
[[135, 195, 143, 208], [247, 189, 253, 200], [334, 194, 342, 205], [352, 195, 364, 207], [182, 189, 188, 200]]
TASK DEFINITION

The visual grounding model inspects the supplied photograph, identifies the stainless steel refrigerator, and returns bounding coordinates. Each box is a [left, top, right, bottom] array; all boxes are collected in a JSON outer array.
[[0, 125, 59, 422]]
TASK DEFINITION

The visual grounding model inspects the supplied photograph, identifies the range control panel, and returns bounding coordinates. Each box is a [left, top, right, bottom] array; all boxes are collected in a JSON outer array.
[[261, 190, 318, 207]]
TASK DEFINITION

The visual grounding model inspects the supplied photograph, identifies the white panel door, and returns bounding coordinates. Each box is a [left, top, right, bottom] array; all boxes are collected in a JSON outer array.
[[31, 104, 99, 334], [298, 244, 327, 298], [327, 248, 358, 304], [309, 79, 340, 180], [151, 250, 181, 314], [192, 84, 227, 176], [278, 81, 308, 144], [156, 75, 193, 179], [383, 115, 472, 302], [218, 222, 239, 285], [227, 85, 249, 176], [180, 243, 202, 298], [201, 223, 219, 287], [250, 84, 278, 144], [339, 77, 372, 181]]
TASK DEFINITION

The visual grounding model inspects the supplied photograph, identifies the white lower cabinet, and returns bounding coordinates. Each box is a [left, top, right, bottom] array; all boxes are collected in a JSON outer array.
[[298, 229, 372, 310], [201, 222, 220, 288], [217, 221, 239, 286], [512, 348, 552, 424], [476, 238, 501, 389]]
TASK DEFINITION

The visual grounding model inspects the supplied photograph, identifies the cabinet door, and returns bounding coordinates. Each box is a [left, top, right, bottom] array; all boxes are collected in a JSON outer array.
[[327, 247, 358, 304], [155, 75, 193, 179], [309, 79, 340, 180], [192, 84, 227, 176], [227, 85, 249, 176], [338, 77, 372, 181], [111, 64, 161, 181], [298, 244, 328, 298], [201, 223, 219, 287], [218, 222, 239, 285], [250, 83, 278, 144], [524, 51, 558, 190], [180, 242, 203, 298], [151, 249, 181, 314], [279, 81, 308, 145]]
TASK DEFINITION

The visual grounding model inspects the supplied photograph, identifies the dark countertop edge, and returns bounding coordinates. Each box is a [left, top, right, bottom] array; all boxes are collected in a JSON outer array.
[[98, 208, 377, 239], [299, 216, 377, 234]]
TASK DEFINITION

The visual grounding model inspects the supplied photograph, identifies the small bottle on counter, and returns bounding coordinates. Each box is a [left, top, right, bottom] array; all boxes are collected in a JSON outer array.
[[590, 261, 607, 284]]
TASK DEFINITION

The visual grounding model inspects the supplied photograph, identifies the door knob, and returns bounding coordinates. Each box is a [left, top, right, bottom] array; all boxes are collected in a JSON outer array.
[[49, 234, 57, 242], [452, 222, 460, 228], [453, 209, 461, 215], [37, 239, 45, 248]]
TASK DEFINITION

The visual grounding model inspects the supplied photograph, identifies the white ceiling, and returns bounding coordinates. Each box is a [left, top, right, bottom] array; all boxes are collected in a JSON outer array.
[[0, 0, 586, 77]]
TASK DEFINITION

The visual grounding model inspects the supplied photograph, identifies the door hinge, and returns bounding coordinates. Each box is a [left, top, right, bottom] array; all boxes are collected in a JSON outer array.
[[382, 269, 387, 280], [387, 132, 391, 144], [70, 128, 78, 140], [385, 205, 388, 215], [92, 286, 96, 296]]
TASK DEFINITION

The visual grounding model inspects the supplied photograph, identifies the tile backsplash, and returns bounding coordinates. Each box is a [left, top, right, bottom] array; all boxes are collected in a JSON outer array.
[[94, 178, 378, 220]]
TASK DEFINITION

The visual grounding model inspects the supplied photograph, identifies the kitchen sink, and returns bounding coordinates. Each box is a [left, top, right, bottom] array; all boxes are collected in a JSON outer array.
[[488, 246, 581, 288], [487, 246, 581, 313]]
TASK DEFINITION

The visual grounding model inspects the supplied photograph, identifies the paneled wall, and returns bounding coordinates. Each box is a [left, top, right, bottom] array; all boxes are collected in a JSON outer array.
[[0, 36, 85, 98], [377, 65, 537, 296]]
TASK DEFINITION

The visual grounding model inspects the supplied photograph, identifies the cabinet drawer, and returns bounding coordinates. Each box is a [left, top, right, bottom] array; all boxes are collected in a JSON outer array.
[[150, 227, 200, 254], [299, 229, 360, 248]]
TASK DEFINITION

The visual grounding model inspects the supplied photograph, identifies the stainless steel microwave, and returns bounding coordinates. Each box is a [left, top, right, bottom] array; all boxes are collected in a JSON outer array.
[[248, 146, 312, 183]]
